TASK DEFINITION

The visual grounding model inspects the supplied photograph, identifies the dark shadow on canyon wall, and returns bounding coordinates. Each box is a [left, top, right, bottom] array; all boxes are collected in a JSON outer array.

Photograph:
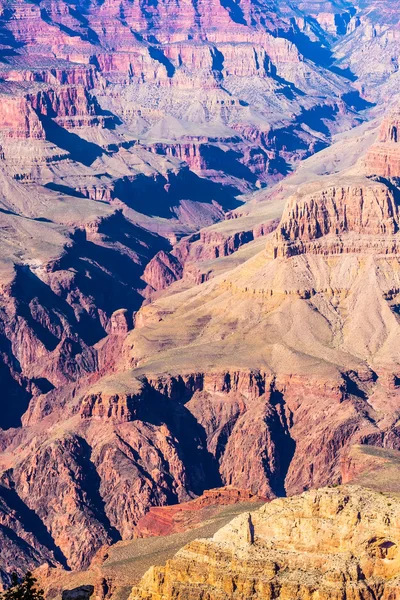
[[113, 168, 242, 220]]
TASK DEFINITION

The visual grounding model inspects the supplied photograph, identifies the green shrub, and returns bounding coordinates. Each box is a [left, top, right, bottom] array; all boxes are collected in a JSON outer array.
[[1, 572, 44, 600]]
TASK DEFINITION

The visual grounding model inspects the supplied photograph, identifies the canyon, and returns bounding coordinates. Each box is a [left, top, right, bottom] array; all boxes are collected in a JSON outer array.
[[0, 0, 400, 594]]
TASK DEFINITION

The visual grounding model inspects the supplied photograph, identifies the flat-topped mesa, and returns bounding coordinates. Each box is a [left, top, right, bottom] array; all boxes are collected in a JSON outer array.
[[268, 180, 400, 258], [130, 486, 400, 600]]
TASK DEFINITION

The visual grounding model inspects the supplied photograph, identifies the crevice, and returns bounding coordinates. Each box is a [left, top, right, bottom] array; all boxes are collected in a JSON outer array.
[[140, 386, 222, 494], [269, 389, 296, 497], [0, 482, 68, 568], [148, 46, 175, 77], [219, 0, 246, 25], [76, 438, 121, 544]]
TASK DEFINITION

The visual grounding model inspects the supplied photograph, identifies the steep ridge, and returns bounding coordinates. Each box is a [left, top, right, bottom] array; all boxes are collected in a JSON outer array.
[[0, 0, 400, 587], [31, 489, 263, 600], [118, 110, 400, 498], [0, 0, 373, 438], [0, 107, 397, 585], [130, 485, 400, 600]]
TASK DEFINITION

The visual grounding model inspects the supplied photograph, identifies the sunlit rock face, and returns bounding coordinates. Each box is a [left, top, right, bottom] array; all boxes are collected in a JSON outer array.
[[1, 0, 400, 588], [130, 486, 400, 600]]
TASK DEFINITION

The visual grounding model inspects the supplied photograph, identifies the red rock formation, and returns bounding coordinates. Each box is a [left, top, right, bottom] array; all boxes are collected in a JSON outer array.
[[0, 82, 109, 139], [143, 215, 281, 293], [0, 59, 99, 89], [7, 433, 116, 571], [29, 86, 109, 129], [270, 180, 400, 258], [80, 391, 140, 421], [107, 309, 132, 336], [134, 487, 262, 537], [0, 96, 46, 139], [0, 0, 399, 587], [365, 108, 400, 178], [142, 251, 183, 292]]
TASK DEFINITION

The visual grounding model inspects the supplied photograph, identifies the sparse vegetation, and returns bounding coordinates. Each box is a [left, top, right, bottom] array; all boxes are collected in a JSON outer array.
[[0, 573, 44, 600]]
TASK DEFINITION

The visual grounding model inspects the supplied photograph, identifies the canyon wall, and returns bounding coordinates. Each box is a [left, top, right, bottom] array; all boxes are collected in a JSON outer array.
[[131, 486, 400, 600], [0, 0, 400, 588]]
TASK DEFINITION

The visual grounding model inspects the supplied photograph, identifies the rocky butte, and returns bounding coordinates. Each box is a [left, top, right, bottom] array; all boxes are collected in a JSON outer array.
[[0, 0, 400, 594]]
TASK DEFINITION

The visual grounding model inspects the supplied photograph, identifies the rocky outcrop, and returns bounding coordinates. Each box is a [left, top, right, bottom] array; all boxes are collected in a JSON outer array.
[[143, 215, 280, 293], [134, 487, 262, 538], [107, 309, 133, 336], [80, 392, 141, 421], [0, 96, 46, 139], [0, 82, 108, 139], [365, 146, 400, 179], [0, 0, 399, 587], [269, 179, 400, 258], [131, 486, 400, 600], [365, 109, 400, 178], [142, 251, 183, 292], [28, 86, 110, 129]]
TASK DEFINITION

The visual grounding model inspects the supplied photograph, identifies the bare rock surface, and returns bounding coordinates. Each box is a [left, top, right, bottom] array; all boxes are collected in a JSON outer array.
[[34, 494, 264, 600], [1, 0, 400, 588], [131, 485, 400, 600]]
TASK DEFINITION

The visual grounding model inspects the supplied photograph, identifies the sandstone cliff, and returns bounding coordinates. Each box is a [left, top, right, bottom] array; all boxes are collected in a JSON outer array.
[[131, 486, 400, 600]]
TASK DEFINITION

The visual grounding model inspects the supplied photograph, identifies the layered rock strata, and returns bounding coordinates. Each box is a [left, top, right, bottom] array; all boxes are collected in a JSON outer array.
[[130, 486, 400, 600], [1, 0, 400, 587]]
